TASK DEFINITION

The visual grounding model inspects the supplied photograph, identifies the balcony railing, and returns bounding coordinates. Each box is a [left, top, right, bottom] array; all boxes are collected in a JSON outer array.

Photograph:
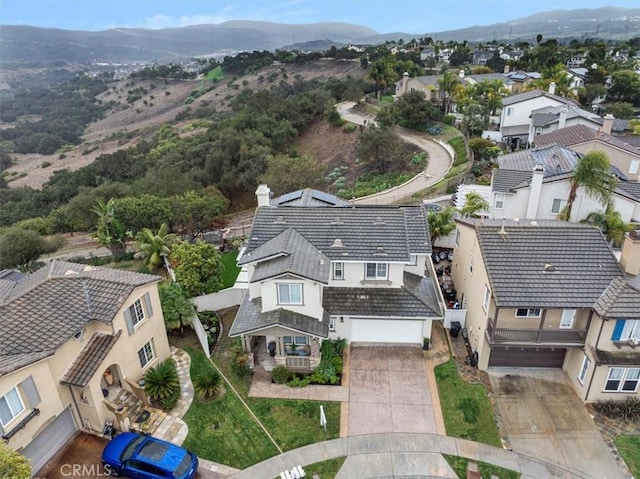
[[487, 318, 586, 346]]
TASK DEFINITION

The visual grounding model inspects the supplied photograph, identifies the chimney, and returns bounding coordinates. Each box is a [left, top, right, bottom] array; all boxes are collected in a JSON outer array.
[[558, 107, 568, 129], [255, 184, 271, 207], [525, 164, 545, 219], [602, 113, 614, 135], [504, 64, 510, 74], [402, 72, 409, 95], [620, 229, 640, 276], [548, 82, 556, 95]]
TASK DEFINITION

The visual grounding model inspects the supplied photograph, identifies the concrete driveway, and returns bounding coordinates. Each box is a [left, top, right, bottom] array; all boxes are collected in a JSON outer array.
[[489, 369, 625, 479], [348, 344, 437, 436]]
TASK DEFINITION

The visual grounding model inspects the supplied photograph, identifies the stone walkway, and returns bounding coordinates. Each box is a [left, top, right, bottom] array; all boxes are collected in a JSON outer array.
[[226, 433, 597, 479]]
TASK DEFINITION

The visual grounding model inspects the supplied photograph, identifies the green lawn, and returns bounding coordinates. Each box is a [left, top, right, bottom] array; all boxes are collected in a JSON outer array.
[[182, 339, 341, 470], [615, 435, 640, 478], [443, 454, 520, 479], [205, 66, 224, 80], [219, 251, 241, 289], [304, 457, 347, 479], [435, 360, 502, 447]]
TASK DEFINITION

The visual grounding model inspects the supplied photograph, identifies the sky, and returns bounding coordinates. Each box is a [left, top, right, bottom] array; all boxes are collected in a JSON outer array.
[[1, 0, 638, 34]]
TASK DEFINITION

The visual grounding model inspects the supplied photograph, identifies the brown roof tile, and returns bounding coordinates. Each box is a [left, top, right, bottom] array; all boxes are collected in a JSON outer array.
[[60, 331, 122, 387]]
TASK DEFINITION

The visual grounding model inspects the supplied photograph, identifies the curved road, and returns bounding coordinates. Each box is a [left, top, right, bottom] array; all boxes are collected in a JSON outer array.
[[335, 101, 453, 205]]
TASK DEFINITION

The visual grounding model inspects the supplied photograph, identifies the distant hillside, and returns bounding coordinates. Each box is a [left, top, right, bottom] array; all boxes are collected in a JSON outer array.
[[1, 8, 639, 65], [0, 21, 376, 64]]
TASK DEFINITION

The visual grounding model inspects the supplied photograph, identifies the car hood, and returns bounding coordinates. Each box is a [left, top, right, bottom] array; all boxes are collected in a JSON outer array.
[[102, 432, 139, 462]]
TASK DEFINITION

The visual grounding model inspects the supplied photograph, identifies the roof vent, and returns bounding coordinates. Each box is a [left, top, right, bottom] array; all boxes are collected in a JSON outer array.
[[274, 215, 286, 225], [498, 217, 508, 237], [357, 294, 370, 300], [83, 265, 96, 272], [374, 216, 386, 225], [65, 269, 79, 276], [331, 239, 345, 248], [543, 263, 556, 272], [331, 216, 344, 225], [374, 247, 387, 256], [530, 220, 538, 226]]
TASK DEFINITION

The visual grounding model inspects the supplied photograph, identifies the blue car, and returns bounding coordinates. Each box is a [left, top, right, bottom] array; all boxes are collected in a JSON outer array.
[[102, 432, 198, 479]]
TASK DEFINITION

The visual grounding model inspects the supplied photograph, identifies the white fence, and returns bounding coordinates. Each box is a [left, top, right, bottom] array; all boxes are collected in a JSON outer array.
[[191, 314, 210, 357], [191, 287, 247, 311], [444, 308, 467, 329]]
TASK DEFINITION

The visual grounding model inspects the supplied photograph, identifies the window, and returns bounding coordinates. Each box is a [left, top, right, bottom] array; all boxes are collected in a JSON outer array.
[[506, 107, 514, 116], [137, 340, 155, 368], [550, 198, 566, 215], [409, 254, 418, 265], [455, 229, 460, 248], [277, 283, 303, 305], [329, 317, 336, 332], [333, 262, 344, 280], [516, 308, 542, 318], [630, 160, 639, 175], [615, 320, 640, 342], [604, 367, 640, 392], [0, 387, 25, 427], [365, 263, 388, 280], [482, 285, 490, 312], [494, 193, 505, 210], [283, 336, 309, 346], [578, 354, 590, 385], [129, 299, 145, 326], [560, 309, 576, 329], [469, 256, 474, 274]]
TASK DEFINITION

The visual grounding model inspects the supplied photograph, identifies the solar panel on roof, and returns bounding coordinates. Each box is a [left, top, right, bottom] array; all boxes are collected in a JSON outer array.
[[275, 190, 303, 204], [311, 190, 343, 205]]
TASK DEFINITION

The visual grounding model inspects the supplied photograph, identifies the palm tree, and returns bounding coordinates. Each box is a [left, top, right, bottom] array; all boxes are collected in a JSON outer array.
[[193, 369, 225, 401], [438, 71, 461, 114], [581, 207, 636, 248], [91, 198, 129, 256], [135, 223, 176, 272], [143, 360, 180, 401], [428, 207, 457, 244], [459, 192, 489, 218], [559, 151, 617, 222]]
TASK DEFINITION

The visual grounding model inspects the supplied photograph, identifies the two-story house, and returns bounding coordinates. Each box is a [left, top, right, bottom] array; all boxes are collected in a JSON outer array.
[[500, 86, 577, 149], [0, 261, 170, 473], [488, 144, 640, 223], [528, 103, 602, 144], [535, 122, 640, 183], [229, 186, 444, 370], [451, 219, 640, 402]]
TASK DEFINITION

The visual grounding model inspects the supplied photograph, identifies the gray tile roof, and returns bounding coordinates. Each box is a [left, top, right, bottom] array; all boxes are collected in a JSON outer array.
[[271, 189, 349, 207], [593, 276, 640, 320], [0, 260, 160, 377], [497, 145, 581, 174], [617, 181, 640, 201], [228, 296, 330, 338], [492, 169, 536, 192], [242, 205, 431, 264], [502, 89, 577, 107], [249, 229, 331, 283], [535, 124, 640, 157], [501, 125, 530, 137], [530, 104, 602, 127], [459, 219, 623, 309], [323, 273, 441, 318], [60, 331, 122, 387]]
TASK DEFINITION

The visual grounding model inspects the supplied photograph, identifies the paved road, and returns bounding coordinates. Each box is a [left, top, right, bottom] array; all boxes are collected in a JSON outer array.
[[335, 101, 453, 205]]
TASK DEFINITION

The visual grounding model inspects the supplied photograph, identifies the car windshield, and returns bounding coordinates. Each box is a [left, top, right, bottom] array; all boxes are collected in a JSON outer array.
[[121, 436, 146, 462], [174, 453, 193, 477]]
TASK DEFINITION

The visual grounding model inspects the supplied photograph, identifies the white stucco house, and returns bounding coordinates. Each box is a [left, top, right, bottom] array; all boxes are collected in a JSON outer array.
[[229, 186, 445, 370]]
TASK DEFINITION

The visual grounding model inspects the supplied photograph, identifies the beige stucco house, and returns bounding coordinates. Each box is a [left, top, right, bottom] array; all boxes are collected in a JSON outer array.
[[0, 261, 170, 473], [229, 186, 444, 370], [450, 219, 640, 402]]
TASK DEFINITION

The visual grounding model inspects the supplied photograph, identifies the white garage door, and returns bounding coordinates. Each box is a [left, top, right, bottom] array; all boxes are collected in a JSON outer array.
[[22, 407, 77, 473], [351, 319, 423, 344]]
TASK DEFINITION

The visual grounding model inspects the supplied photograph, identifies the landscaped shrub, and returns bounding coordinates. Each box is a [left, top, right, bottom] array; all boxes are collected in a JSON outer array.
[[443, 114, 456, 126], [331, 356, 343, 374], [448, 136, 468, 167], [161, 389, 180, 410], [272, 365, 292, 384], [143, 359, 180, 404], [594, 397, 640, 421], [193, 369, 224, 400]]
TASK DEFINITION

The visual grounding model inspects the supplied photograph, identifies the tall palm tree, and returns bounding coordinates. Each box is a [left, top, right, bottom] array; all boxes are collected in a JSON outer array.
[[438, 71, 461, 114], [459, 192, 489, 218], [135, 223, 176, 272], [428, 207, 457, 244], [91, 198, 129, 256], [581, 207, 636, 248], [559, 151, 617, 222]]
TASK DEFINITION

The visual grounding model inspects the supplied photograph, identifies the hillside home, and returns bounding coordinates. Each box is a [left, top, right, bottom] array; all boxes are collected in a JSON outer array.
[[229, 186, 444, 370], [535, 123, 640, 183], [500, 86, 578, 149], [488, 145, 640, 223], [503, 71, 541, 93], [566, 52, 588, 69], [451, 219, 640, 402], [528, 103, 603, 145], [0, 261, 170, 473], [499, 50, 524, 63]]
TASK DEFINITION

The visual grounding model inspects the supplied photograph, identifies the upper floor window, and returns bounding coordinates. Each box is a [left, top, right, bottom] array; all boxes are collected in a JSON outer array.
[[130, 299, 145, 326], [329, 316, 336, 332], [124, 292, 154, 335], [455, 229, 460, 248], [516, 308, 542, 318], [137, 340, 155, 369], [629, 160, 639, 175], [604, 367, 640, 392], [277, 283, 303, 305], [365, 263, 388, 280], [550, 198, 567, 215], [482, 286, 490, 312], [494, 193, 505, 210], [0, 387, 25, 427], [506, 107, 514, 116], [333, 262, 344, 280], [612, 320, 640, 342], [409, 255, 418, 265]]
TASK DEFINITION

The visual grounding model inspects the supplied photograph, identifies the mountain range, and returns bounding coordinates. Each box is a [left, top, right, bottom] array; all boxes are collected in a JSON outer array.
[[1, 7, 639, 65]]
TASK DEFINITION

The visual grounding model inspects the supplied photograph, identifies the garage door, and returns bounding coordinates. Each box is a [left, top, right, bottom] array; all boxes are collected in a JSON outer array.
[[22, 407, 77, 473], [489, 347, 566, 368], [351, 319, 423, 344]]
